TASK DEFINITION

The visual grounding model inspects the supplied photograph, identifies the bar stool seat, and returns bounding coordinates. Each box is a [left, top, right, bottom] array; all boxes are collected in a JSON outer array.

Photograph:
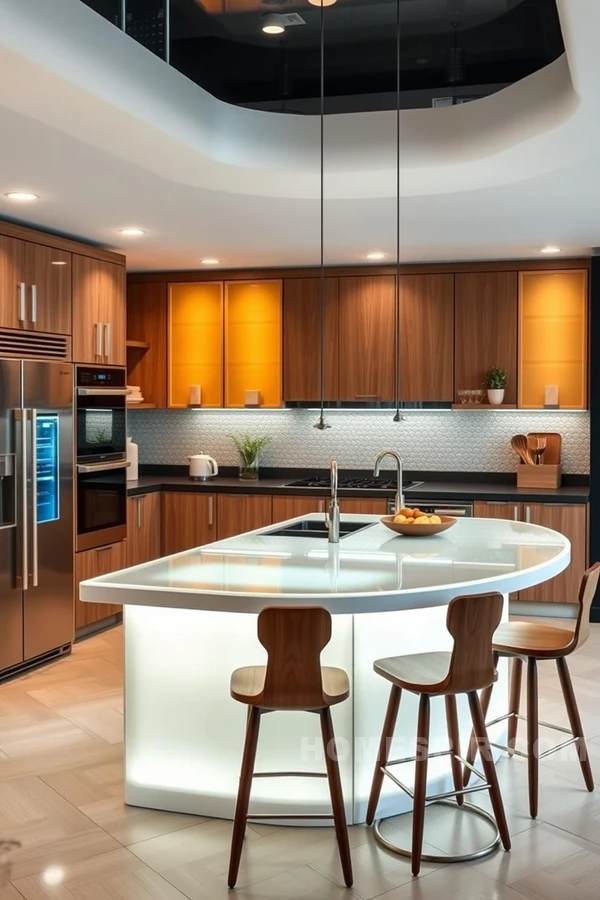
[[492, 622, 575, 657], [374, 652, 452, 692], [231, 665, 349, 706]]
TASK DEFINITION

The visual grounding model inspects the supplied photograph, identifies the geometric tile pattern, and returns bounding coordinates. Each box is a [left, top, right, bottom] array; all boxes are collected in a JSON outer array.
[[128, 408, 590, 474]]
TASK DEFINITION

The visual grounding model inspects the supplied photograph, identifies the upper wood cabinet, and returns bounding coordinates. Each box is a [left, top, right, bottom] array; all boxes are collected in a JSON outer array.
[[518, 270, 588, 409], [217, 494, 273, 541], [0, 236, 71, 334], [338, 275, 396, 402], [225, 280, 282, 408], [454, 272, 518, 404], [169, 283, 223, 408], [73, 255, 126, 365], [127, 283, 168, 408], [283, 277, 339, 402], [399, 274, 454, 402]]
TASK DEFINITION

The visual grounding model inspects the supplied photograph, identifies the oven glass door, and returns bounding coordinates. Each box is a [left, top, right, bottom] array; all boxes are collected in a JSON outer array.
[[76, 395, 127, 461], [77, 464, 127, 550]]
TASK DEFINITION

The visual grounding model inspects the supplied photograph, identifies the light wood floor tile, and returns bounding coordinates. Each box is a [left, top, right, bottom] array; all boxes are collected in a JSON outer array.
[[79, 795, 207, 845]]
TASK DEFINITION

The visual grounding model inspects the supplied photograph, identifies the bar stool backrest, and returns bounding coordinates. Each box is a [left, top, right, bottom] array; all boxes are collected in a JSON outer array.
[[569, 562, 600, 653], [444, 592, 504, 695], [257, 606, 332, 710]]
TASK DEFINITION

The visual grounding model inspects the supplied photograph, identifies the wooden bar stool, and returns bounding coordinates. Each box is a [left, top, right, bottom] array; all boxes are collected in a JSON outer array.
[[366, 591, 511, 876], [463, 563, 600, 818], [228, 606, 353, 889]]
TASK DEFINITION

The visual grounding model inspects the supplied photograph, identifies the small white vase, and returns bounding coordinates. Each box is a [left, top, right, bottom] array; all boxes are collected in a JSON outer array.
[[487, 388, 505, 406]]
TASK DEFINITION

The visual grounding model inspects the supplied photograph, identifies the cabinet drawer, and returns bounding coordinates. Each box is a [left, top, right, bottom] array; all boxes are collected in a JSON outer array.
[[75, 540, 127, 629]]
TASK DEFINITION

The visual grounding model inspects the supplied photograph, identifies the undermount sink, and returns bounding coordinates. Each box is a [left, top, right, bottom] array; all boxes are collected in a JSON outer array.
[[265, 520, 373, 539]]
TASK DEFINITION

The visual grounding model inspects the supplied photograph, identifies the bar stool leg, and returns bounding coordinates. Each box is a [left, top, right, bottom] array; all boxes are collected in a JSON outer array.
[[556, 657, 595, 792], [228, 706, 261, 889], [467, 691, 511, 851], [526, 657, 539, 819], [445, 695, 464, 806], [366, 685, 402, 825], [462, 652, 498, 787], [412, 694, 431, 876], [320, 707, 353, 887], [507, 658, 523, 757]]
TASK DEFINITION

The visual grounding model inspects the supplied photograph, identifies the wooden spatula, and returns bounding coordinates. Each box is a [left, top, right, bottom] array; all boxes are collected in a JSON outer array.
[[511, 434, 534, 465]]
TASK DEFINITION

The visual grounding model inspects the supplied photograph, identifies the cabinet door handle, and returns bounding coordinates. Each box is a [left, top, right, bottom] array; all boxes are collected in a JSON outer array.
[[95, 323, 103, 358], [318, 500, 325, 513], [355, 394, 378, 399], [513, 506, 519, 521], [104, 323, 111, 360], [137, 496, 143, 530], [487, 502, 508, 505], [524, 506, 531, 523], [31, 284, 37, 324], [208, 496, 214, 526], [18, 283, 26, 323]]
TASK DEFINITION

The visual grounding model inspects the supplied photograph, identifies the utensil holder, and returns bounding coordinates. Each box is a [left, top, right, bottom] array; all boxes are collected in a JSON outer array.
[[516, 464, 562, 489]]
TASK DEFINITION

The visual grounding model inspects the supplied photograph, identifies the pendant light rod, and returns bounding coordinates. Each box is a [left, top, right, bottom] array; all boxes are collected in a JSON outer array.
[[314, 0, 330, 429], [393, 0, 403, 423]]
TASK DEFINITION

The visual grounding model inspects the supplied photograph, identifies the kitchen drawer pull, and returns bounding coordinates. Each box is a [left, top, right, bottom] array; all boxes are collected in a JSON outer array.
[[434, 508, 467, 517], [232, 495, 251, 499], [487, 502, 508, 506], [94, 545, 113, 553], [355, 394, 379, 399]]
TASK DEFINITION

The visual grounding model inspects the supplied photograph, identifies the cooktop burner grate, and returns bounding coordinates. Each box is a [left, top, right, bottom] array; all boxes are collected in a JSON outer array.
[[285, 477, 421, 491]]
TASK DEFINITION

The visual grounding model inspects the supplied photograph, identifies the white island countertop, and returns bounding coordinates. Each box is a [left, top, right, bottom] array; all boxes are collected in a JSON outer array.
[[80, 514, 570, 615]]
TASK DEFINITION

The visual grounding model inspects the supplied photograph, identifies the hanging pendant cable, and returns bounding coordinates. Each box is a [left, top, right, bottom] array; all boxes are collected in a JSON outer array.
[[314, 0, 330, 430], [393, 0, 402, 422]]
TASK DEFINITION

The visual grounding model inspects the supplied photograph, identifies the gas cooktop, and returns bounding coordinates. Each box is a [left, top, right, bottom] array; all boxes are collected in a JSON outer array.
[[285, 477, 422, 492]]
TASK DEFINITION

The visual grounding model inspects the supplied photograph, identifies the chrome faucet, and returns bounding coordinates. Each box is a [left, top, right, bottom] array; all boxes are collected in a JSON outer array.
[[325, 459, 340, 543], [374, 450, 404, 515]]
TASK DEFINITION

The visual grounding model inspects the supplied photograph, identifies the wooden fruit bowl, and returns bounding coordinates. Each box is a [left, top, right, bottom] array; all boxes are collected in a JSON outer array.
[[380, 515, 457, 537]]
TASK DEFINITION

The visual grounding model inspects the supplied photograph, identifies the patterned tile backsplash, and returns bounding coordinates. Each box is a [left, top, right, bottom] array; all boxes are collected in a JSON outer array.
[[127, 409, 590, 474]]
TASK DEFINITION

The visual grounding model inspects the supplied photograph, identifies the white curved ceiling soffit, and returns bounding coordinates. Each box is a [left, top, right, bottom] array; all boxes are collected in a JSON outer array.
[[0, 0, 597, 268]]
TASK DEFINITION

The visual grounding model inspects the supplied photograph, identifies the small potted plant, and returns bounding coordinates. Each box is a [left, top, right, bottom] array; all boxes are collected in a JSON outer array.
[[231, 434, 270, 481], [484, 366, 507, 406]]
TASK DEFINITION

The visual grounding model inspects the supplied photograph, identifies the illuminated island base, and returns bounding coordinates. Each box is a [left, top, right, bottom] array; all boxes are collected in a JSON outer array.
[[80, 514, 569, 824]]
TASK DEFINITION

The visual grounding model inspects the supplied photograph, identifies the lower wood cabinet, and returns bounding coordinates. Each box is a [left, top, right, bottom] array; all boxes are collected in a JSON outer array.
[[338, 499, 388, 515], [217, 494, 273, 541], [474, 501, 587, 604], [127, 492, 161, 567], [272, 495, 327, 520], [75, 540, 127, 630], [162, 492, 217, 555]]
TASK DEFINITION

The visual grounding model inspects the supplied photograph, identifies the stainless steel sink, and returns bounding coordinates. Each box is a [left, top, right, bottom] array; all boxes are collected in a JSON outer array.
[[266, 520, 372, 539]]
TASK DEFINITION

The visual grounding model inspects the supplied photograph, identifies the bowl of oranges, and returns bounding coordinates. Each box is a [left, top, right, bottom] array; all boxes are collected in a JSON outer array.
[[380, 507, 457, 537]]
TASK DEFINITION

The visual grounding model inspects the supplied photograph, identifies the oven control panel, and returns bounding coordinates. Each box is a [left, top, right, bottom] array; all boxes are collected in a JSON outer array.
[[76, 367, 126, 388]]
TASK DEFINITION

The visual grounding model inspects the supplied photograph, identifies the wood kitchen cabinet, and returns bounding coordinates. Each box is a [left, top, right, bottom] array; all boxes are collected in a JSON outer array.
[[272, 496, 328, 520], [0, 235, 25, 329], [338, 499, 388, 515], [338, 276, 396, 402], [474, 501, 520, 521], [127, 492, 162, 567], [168, 282, 223, 408], [283, 277, 339, 401], [455, 272, 518, 405], [73, 255, 126, 366], [225, 280, 282, 408], [399, 274, 454, 401], [161, 492, 217, 555], [217, 494, 273, 541], [0, 237, 71, 334], [128, 282, 168, 407], [519, 504, 587, 604], [75, 540, 127, 630]]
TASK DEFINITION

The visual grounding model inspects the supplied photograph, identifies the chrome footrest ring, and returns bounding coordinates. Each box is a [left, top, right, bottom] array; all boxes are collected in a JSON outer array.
[[373, 799, 501, 864]]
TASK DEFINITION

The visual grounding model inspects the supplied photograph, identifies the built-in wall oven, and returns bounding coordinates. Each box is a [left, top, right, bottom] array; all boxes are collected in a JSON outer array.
[[75, 366, 128, 552]]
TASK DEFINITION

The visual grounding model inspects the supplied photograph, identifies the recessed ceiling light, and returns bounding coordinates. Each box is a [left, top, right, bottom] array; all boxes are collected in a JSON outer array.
[[5, 191, 38, 201], [51, 260, 67, 266], [540, 245, 561, 254], [119, 228, 145, 236], [366, 252, 386, 260], [261, 13, 285, 34], [201, 258, 220, 265], [308, 0, 338, 6]]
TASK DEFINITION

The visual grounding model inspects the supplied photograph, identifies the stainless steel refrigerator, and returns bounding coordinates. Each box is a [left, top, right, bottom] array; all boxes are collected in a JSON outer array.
[[0, 359, 73, 674]]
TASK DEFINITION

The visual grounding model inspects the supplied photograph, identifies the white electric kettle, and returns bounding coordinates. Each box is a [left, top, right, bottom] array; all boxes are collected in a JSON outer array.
[[187, 453, 219, 481]]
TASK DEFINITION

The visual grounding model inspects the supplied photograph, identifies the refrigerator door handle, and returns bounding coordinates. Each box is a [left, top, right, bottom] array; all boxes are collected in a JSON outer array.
[[31, 409, 38, 587], [17, 410, 28, 591]]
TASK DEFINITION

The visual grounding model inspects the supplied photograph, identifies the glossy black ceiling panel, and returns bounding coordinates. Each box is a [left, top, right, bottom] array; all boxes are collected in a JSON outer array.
[[81, 0, 564, 113]]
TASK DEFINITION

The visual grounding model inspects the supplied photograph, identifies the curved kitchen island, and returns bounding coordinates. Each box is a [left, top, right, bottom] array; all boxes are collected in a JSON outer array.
[[80, 514, 570, 824]]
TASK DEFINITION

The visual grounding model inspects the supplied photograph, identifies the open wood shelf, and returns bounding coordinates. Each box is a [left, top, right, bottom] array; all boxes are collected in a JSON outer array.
[[127, 340, 150, 349], [127, 402, 157, 409], [452, 404, 517, 410]]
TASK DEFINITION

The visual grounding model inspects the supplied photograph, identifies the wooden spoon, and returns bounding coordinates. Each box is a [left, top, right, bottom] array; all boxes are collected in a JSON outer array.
[[511, 434, 534, 465]]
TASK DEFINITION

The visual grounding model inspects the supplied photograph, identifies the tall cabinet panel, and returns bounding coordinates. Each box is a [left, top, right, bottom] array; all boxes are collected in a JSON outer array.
[[283, 277, 339, 401], [338, 276, 396, 402], [454, 272, 518, 404], [400, 274, 454, 401], [225, 281, 282, 408], [72, 255, 126, 365], [169, 283, 223, 408], [518, 270, 588, 409]]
